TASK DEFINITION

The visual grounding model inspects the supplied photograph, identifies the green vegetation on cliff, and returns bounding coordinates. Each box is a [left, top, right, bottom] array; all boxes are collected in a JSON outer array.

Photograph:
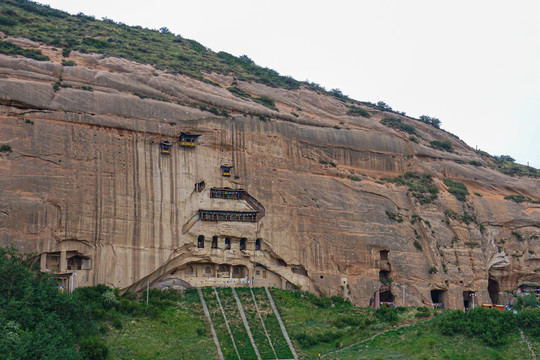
[[3, 246, 540, 359], [0, 0, 299, 89]]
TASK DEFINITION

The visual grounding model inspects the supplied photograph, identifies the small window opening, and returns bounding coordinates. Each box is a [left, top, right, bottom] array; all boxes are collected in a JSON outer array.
[[380, 250, 389, 261], [195, 181, 205, 193], [255, 238, 261, 251], [263, 270, 267, 279], [277, 259, 287, 267], [320, 275, 324, 279], [379, 270, 391, 279], [212, 236, 218, 249], [240, 238, 247, 251], [225, 237, 231, 250], [197, 235, 205, 248]]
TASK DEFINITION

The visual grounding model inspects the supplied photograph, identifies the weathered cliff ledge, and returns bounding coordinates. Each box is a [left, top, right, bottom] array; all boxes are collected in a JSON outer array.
[[0, 39, 539, 309]]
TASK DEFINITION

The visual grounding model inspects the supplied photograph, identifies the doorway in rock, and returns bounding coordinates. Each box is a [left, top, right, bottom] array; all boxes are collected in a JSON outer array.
[[463, 291, 475, 309], [488, 278, 500, 304], [380, 290, 394, 303], [430, 289, 446, 308]]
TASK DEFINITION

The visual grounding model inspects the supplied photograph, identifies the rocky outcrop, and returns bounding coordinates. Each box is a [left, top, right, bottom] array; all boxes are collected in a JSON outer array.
[[0, 40, 539, 309]]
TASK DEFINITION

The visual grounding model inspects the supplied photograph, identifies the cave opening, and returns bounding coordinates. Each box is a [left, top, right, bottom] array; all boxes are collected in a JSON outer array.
[[430, 289, 446, 308], [488, 278, 500, 304], [197, 235, 204, 248]]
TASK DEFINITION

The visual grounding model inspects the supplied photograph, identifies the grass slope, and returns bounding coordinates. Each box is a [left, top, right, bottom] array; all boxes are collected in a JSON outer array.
[[235, 288, 277, 359], [105, 290, 217, 360], [215, 287, 259, 360], [330, 319, 532, 360]]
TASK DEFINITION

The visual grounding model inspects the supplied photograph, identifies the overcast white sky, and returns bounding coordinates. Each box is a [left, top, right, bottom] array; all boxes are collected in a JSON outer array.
[[39, 0, 540, 168]]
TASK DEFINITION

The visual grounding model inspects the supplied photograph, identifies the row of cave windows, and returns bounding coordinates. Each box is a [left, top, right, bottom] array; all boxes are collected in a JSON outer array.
[[197, 235, 261, 251]]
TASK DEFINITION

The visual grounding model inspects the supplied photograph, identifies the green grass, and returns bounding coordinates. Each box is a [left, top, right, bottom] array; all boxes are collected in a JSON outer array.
[[235, 288, 277, 359], [443, 179, 469, 201], [505, 195, 540, 204], [346, 105, 371, 118], [381, 117, 417, 135], [430, 140, 453, 152], [105, 289, 218, 360], [216, 287, 258, 360], [0, 39, 49, 60], [328, 319, 533, 360], [202, 287, 239, 360], [269, 288, 391, 359], [252, 288, 295, 359], [382, 172, 439, 204]]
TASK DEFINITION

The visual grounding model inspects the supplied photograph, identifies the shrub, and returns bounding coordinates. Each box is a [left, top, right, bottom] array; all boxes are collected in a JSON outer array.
[[469, 160, 482, 167], [413, 240, 422, 250], [383, 172, 438, 204], [381, 117, 417, 135], [62, 47, 71, 57], [438, 308, 516, 346], [0, 40, 49, 61], [428, 266, 437, 274], [430, 140, 453, 152], [227, 86, 251, 98], [319, 159, 336, 167], [375, 307, 398, 324], [61, 59, 76, 66], [385, 210, 403, 223], [350, 176, 362, 182], [518, 309, 540, 336], [512, 231, 524, 241], [80, 336, 109, 360], [0, 144, 12, 153], [504, 195, 540, 204], [253, 95, 277, 111], [443, 179, 469, 201], [346, 105, 370, 118], [0, 15, 17, 26], [409, 135, 419, 143], [419, 115, 441, 128]]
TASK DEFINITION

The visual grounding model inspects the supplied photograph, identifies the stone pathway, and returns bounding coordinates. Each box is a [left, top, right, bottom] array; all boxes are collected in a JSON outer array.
[[232, 288, 262, 360], [265, 287, 298, 360], [251, 287, 279, 359], [198, 288, 224, 360], [520, 328, 537, 360], [214, 287, 242, 360]]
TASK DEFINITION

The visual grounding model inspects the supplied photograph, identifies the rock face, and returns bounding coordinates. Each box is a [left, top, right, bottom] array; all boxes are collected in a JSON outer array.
[[1, 42, 539, 309]]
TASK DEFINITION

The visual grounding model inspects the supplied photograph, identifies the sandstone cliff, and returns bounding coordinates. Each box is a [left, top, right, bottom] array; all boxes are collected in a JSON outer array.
[[0, 36, 539, 309]]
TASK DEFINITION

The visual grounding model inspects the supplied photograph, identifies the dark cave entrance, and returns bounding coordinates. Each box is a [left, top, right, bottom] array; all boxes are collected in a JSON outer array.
[[430, 289, 446, 308], [488, 278, 500, 304]]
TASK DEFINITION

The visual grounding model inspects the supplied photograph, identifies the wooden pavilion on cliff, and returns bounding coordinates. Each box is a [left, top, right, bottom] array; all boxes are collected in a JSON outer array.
[[210, 188, 245, 200], [179, 132, 201, 147], [160, 141, 173, 154], [221, 165, 233, 177], [199, 210, 258, 222]]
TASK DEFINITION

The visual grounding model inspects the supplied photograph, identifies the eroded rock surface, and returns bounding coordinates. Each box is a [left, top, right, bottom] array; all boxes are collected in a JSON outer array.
[[0, 43, 539, 308]]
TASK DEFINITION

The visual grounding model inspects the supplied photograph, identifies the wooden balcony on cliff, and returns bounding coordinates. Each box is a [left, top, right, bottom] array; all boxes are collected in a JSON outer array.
[[210, 188, 245, 200], [160, 141, 172, 154], [199, 210, 258, 222], [221, 165, 233, 177], [179, 132, 201, 147]]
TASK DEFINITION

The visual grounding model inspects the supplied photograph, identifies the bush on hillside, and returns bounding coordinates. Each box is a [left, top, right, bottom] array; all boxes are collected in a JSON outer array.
[[437, 308, 515, 346]]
